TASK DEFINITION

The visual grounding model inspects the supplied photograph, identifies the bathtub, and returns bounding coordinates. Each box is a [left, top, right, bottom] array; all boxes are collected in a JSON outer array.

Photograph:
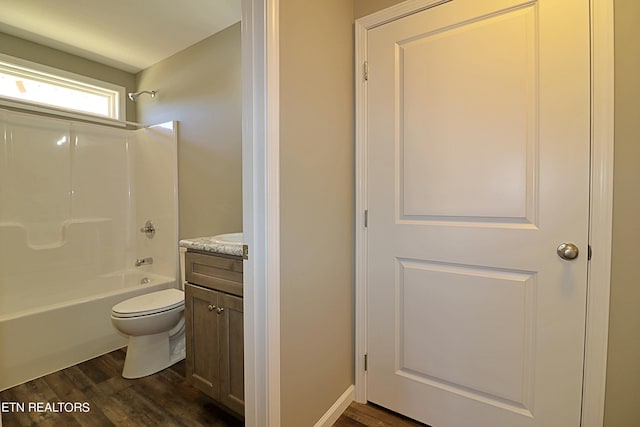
[[0, 111, 179, 392], [0, 271, 177, 391]]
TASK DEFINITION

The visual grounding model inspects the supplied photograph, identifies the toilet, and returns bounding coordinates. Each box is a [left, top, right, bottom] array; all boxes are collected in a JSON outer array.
[[111, 288, 185, 379]]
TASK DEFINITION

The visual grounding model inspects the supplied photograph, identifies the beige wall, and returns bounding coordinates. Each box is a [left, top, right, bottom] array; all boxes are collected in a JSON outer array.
[[136, 23, 242, 240], [354, 0, 405, 19], [279, 0, 355, 425], [0, 32, 137, 124], [604, 0, 640, 425]]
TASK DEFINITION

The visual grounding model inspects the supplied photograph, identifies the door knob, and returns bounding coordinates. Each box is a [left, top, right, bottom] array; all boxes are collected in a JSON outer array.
[[557, 243, 579, 260]]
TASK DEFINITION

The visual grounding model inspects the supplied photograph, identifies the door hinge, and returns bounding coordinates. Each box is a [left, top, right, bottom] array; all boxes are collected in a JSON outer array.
[[588, 244, 592, 261], [364, 353, 368, 371], [242, 244, 249, 260], [364, 210, 369, 228], [364, 61, 369, 81]]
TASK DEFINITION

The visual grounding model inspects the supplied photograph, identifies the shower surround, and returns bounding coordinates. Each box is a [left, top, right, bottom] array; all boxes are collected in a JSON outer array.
[[0, 109, 179, 390]]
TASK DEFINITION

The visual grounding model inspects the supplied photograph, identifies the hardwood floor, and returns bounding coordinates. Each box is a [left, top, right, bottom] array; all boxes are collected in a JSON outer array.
[[0, 349, 242, 427], [0, 349, 424, 426], [335, 402, 428, 427]]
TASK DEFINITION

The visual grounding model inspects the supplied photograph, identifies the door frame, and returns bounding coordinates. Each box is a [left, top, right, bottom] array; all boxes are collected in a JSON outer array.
[[241, 0, 281, 425], [353, 1, 614, 426]]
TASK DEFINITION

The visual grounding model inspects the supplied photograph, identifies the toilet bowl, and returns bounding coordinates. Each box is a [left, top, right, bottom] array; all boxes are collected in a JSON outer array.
[[111, 288, 185, 379]]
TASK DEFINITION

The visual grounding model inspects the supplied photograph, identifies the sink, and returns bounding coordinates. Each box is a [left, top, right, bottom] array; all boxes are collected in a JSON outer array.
[[211, 232, 243, 245]]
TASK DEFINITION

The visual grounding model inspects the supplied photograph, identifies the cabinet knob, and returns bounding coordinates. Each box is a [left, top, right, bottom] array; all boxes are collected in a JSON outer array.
[[216, 307, 224, 314], [208, 304, 216, 312]]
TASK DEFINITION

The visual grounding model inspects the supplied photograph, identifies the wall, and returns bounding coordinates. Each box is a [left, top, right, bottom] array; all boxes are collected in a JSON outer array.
[[278, 0, 355, 425], [603, 0, 640, 425], [275, 1, 406, 424], [136, 23, 242, 240], [0, 32, 137, 124], [354, 0, 405, 19]]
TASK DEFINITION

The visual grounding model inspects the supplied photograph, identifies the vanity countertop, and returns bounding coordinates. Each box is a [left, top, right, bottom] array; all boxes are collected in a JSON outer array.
[[179, 234, 243, 257]]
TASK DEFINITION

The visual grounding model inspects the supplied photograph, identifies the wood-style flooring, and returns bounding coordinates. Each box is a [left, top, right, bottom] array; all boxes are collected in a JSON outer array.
[[0, 349, 242, 427], [335, 402, 427, 427], [0, 349, 424, 426]]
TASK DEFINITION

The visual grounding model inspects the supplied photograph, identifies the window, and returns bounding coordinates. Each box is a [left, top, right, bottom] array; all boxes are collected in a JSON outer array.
[[0, 54, 125, 124]]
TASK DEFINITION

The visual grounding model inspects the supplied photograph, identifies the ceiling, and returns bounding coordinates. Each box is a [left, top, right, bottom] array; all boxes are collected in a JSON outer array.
[[0, 0, 241, 73]]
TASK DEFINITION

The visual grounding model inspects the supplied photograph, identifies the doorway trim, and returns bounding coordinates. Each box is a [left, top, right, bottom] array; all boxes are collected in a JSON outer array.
[[353, 1, 614, 426], [241, 0, 281, 425]]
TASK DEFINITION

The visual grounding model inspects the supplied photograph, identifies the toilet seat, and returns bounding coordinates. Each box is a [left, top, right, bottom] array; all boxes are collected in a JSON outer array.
[[112, 288, 184, 318]]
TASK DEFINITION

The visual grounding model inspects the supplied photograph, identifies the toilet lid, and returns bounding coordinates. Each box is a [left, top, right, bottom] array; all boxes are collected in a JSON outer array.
[[112, 288, 184, 318]]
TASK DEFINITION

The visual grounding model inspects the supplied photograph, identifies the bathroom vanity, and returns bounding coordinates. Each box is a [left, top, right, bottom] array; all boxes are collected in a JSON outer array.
[[181, 236, 244, 417]]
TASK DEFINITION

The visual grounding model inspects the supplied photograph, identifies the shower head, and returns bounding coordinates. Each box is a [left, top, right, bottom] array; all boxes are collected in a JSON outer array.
[[127, 90, 158, 102]]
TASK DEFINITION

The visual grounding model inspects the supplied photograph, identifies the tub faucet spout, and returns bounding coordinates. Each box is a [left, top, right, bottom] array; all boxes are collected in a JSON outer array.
[[135, 257, 153, 267]]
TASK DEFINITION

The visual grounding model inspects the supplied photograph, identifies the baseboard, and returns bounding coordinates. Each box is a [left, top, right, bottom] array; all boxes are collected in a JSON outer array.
[[313, 385, 355, 427]]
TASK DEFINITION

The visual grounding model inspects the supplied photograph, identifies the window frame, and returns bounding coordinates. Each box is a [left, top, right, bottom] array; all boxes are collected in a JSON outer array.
[[0, 53, 126, 126]]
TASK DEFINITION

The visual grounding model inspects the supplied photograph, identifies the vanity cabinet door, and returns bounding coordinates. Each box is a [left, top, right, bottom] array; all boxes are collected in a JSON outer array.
[[219, 292, 244, 415], [185, 283, 220, 398], [184, 250, 244, 417]]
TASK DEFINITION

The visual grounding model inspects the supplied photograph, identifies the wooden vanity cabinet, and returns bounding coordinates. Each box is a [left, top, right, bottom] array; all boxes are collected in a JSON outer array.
[[184, 250, 244, 416]]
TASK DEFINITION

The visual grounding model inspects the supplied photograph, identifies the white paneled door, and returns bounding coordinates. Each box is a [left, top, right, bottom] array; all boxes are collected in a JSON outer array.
[[365, 0, 590, 426]]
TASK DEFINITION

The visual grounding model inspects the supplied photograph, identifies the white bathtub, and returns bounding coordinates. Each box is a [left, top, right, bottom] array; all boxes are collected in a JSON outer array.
[[0, 271, 177, 391], [0, 112, 179, 392]]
